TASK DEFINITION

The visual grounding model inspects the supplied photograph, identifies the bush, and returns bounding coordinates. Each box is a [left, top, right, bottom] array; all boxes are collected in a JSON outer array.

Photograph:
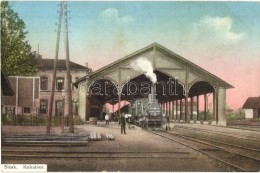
[[226, 111, 245, 121]]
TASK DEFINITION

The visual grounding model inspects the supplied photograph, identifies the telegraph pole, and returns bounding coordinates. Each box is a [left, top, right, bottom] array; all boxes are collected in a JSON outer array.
[[47, 2, 63, 134], [63, 1, 74, 133], [47, 1, 74, 133]]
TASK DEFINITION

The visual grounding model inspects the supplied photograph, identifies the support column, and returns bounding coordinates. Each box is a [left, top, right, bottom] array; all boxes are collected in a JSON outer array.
[[78, 83, 87, 122], [166, 102, 169, 116], [164, 103, 167, 115], [217, 87, 226, 126], [197, 95, 199, 121], [168, 102, 171, 118], [172, 101, 174, 120], [165, 102, 168, 115], [191, 97, 194, 121], [162, 103, 164, 113], [185, 96, 189, 122], [166, 103, 168, 115], [118, 94, 121, 125], [85, 95, 89, 121], [161, 103, 163, 113], [204, 94, 207, 121], [169, 102, 172, 122], [176, 100, 179, 121], [168, 102, 171, 117], [180, 99, 183, 121], [213, 90, 216, 124]]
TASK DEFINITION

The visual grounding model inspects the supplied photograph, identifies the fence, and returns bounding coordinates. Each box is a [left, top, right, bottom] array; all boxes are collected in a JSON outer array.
[[1, 114, 82, 126]]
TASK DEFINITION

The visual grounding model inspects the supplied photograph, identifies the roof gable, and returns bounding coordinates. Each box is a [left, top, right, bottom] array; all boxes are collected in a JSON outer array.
[[75, 42, 233, 88]]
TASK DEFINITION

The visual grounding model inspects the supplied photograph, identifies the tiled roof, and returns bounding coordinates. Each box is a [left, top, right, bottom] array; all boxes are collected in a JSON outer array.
[[38, 59, 89, 71], [242, 97, 260, 109]]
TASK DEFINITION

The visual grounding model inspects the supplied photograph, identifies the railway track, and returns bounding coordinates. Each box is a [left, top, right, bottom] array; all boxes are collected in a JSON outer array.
[[173, 125, 260, 143], [227, 124, 260, 132], [1, 150, 192, 159], [149, 130, 260, 171], [175, 133, 260, 159]]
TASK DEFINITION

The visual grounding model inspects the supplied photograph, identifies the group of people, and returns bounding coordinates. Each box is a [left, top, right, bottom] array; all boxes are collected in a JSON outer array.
[[104, 112, 128, 134]]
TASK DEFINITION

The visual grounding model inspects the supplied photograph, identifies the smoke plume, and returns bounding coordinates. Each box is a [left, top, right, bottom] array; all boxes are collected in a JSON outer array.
[[130, 57, 157, 84]]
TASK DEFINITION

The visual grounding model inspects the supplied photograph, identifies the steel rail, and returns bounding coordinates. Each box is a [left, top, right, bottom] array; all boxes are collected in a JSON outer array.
[[166, 131, 260, 162], [1, 150, 190, 154], [1, 150, 192, 159], [148, 130, 250, 172], [173, 125, 260, 142], [1, 154, 194, 159], [226, 125, 260, 132], [169, 131, 260, 152]]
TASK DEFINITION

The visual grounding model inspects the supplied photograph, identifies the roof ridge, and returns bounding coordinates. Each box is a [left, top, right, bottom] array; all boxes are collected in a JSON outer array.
[[38, 59, 89, 70]]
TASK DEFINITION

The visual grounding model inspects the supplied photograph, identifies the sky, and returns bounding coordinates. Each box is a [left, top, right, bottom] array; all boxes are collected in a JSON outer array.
[[10, 1, 260, 109]]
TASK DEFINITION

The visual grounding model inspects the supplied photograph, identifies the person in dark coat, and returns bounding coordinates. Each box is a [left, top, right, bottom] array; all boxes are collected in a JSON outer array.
[[121, 113, 126, 134], [105, 113, 109, 125]]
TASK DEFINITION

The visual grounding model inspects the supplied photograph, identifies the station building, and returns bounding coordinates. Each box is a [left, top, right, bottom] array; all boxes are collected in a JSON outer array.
[[74, 43, 233, 126], [2, 59, 91, 117]]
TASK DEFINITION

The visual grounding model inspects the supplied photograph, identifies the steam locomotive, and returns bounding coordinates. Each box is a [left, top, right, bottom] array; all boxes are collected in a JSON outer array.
[[132, 85, 164, 128]]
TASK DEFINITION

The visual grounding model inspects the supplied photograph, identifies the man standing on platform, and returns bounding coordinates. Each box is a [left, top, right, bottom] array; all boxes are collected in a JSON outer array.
[[121, 113, 126, 134], [105, 113, 109, 125]]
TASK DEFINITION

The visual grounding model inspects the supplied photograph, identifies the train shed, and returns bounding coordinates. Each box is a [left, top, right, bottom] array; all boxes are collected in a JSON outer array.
[[74, 43, 233, 126]]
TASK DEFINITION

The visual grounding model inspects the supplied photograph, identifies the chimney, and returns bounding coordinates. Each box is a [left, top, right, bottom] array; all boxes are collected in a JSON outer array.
[[85, 62, 92, 74]]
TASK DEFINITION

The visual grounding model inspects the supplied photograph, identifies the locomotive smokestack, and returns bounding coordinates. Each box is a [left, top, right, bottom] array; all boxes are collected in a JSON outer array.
[[149, 84, 156, 102]]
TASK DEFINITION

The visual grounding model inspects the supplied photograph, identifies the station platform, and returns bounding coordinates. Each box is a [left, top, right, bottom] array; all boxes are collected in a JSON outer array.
[[2, 122, 260, 171]]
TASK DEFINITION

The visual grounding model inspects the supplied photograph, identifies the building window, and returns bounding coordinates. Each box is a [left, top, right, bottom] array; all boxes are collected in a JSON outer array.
[[56, 77, 64, 91], [23, 107, 31, 114], [40, 100, 48, 114], [40, 77, 48, 90], [5, 107, 15, 115]]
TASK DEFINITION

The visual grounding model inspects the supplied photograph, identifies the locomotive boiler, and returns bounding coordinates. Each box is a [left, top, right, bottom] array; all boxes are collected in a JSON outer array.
[[132, 85, 163, 128]]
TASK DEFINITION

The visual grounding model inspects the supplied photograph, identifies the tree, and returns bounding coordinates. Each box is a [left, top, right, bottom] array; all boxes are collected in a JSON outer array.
[[1, 1, 38, 76]]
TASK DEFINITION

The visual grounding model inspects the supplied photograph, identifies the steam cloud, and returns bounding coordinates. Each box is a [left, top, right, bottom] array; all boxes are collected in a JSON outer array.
[[130, 57, 157, 84]]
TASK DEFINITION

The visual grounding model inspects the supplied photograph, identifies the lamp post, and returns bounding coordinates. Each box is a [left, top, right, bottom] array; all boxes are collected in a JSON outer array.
[[61, 89, 66, 133]]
